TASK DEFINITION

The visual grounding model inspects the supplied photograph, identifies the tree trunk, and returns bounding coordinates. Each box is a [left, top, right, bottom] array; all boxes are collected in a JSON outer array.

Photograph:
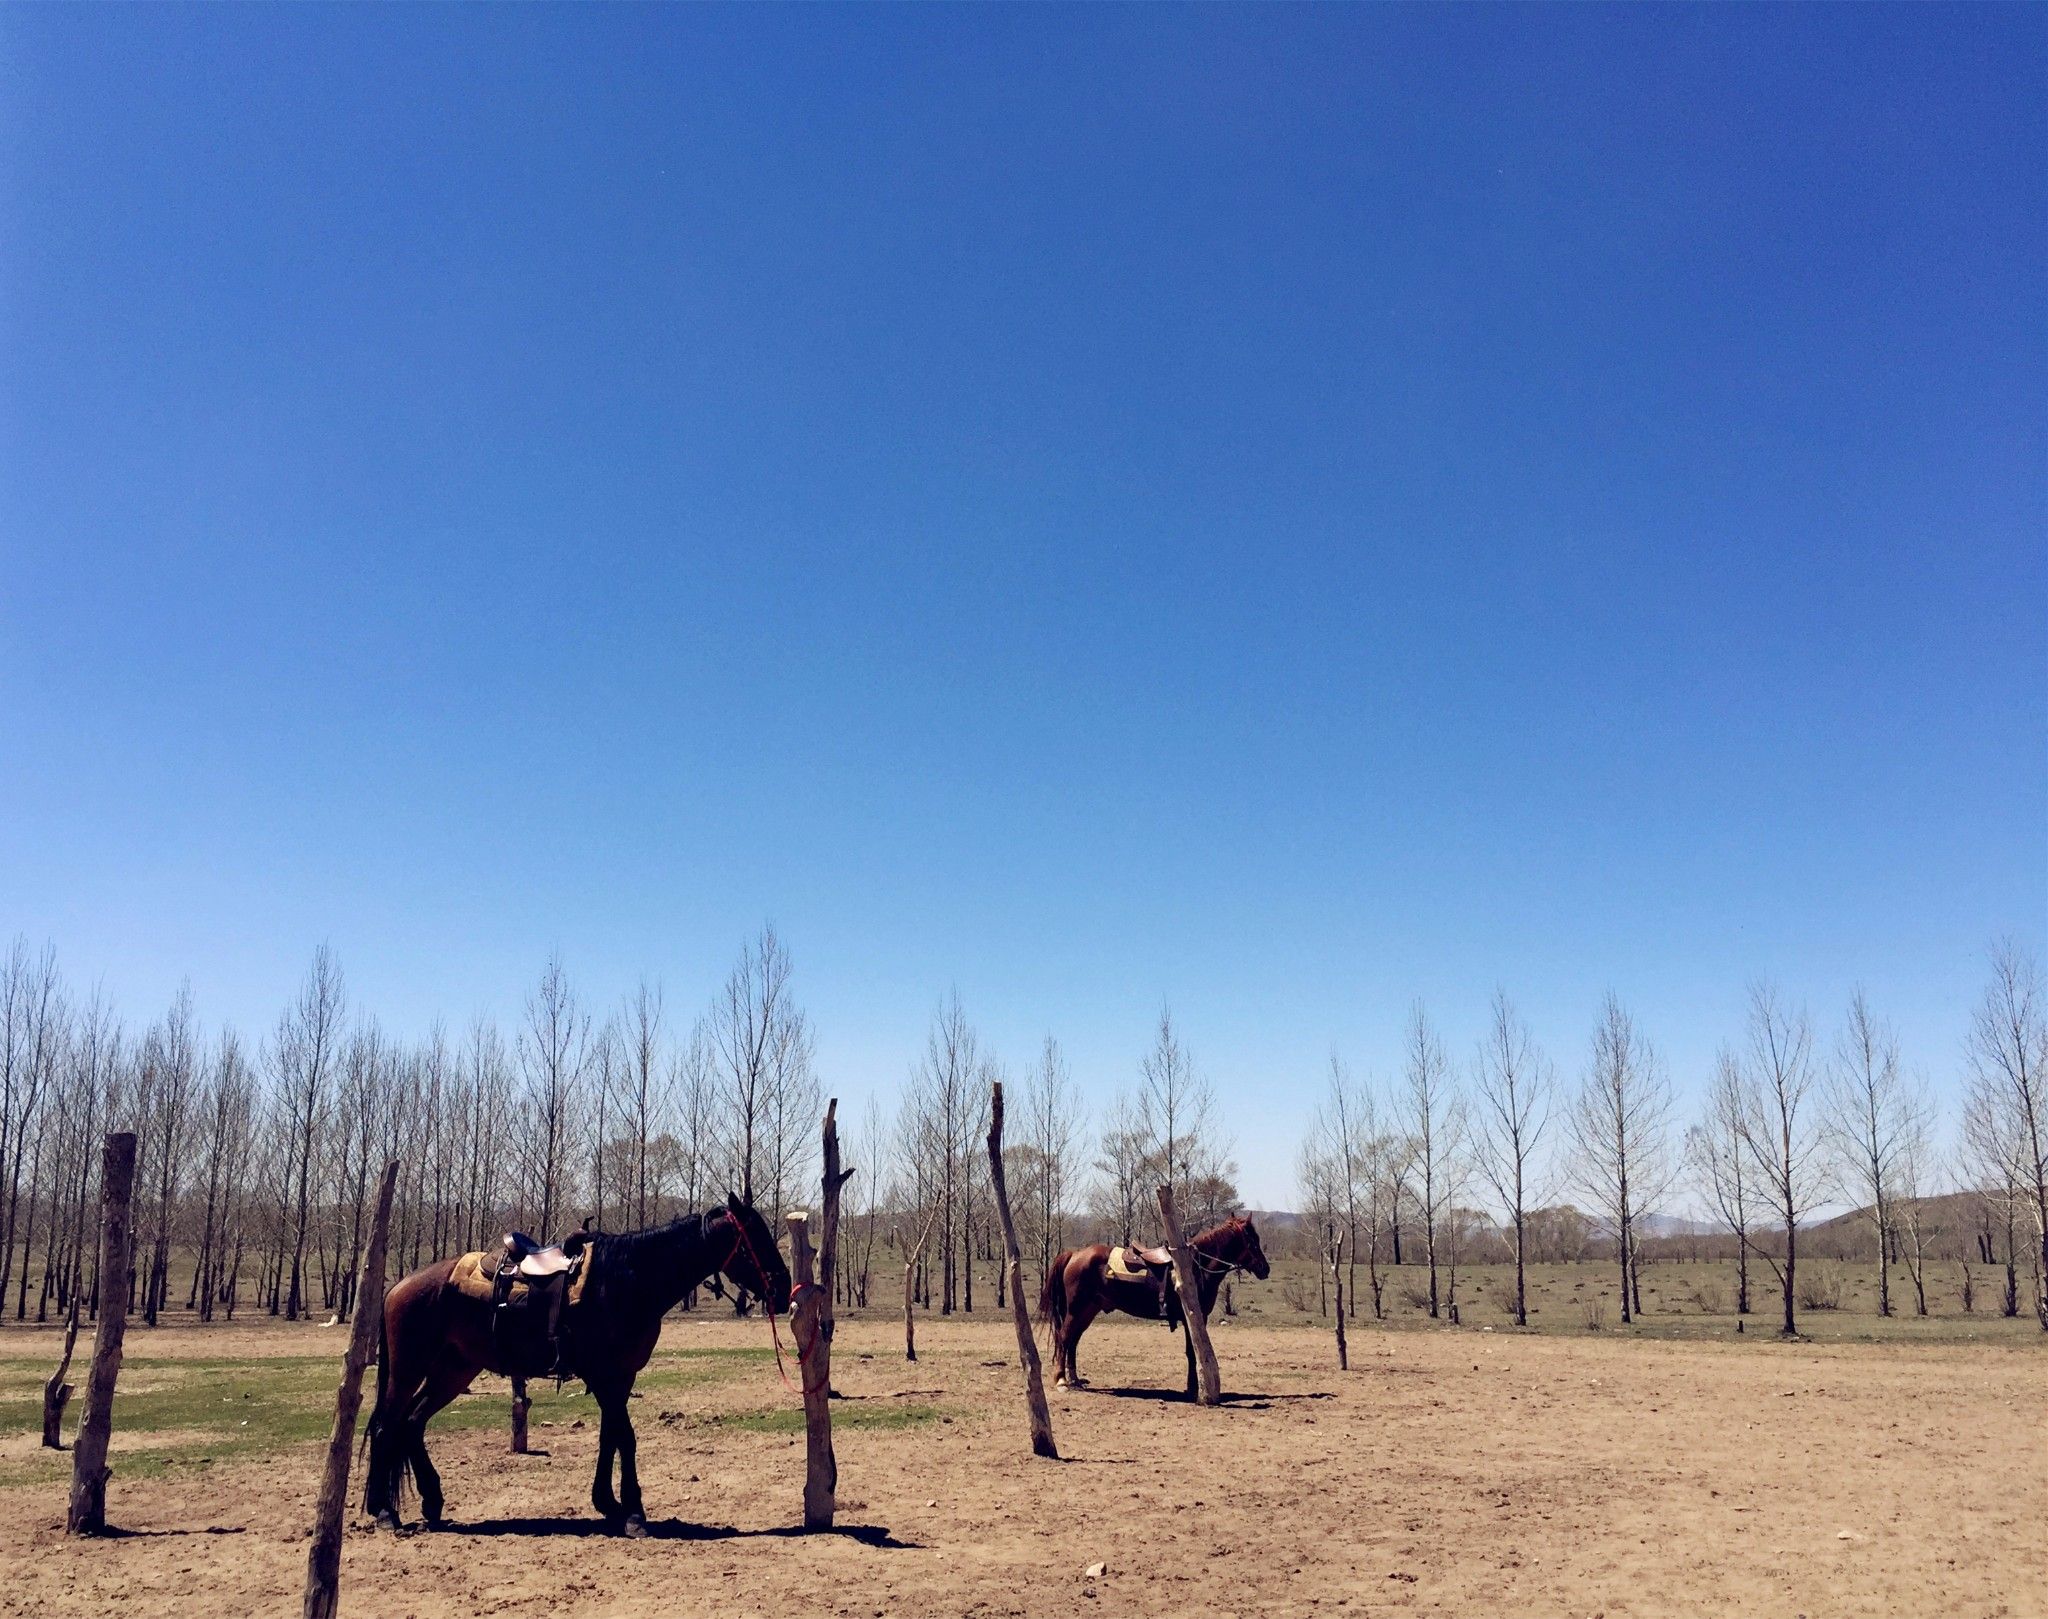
[[1156, 1185, 1221, 1406], [67, 1133, 137, 1534], [43, 1296, 80, 1448], [1327, 1224, 1348, 1371], [304, 1159, 398, 1619], [788, 1211, 835, 1528], [985, 1083, 1056, 1458]]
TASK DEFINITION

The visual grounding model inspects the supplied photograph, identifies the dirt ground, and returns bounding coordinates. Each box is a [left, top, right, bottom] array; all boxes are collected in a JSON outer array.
[[0, 1313, 2040, 1618]]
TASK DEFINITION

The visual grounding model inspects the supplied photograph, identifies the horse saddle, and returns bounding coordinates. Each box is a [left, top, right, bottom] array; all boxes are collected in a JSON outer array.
[[1108, 1243, 1170, 1281], [490, 1231, 592, 1378], [503, 1231, 577, 1279]]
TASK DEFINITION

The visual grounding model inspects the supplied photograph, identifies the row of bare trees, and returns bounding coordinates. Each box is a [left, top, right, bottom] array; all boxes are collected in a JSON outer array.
[[0, 928, 820, 1325], [1299, 947, 2048, 1336]]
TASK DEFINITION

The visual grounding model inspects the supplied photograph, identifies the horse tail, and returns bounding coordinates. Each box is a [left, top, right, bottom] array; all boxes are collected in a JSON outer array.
[[362, 1287, 417, 1515], [1037, 1251, 1067, 1333]]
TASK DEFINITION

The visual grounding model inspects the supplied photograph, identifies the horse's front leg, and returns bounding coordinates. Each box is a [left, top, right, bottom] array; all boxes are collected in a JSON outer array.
[[614, 1393, 646, 1535], [1182, 1327, 1197, 1401], [590, 1390, 621, 1523]]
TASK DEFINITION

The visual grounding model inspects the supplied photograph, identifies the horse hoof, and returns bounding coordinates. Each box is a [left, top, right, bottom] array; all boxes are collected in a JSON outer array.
[[621, 1515, 649, 1539], [371, 1509, 402, 1533]]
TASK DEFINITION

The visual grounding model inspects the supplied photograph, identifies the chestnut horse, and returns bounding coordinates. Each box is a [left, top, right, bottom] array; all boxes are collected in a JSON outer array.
[[1037, 1215, 1269, 1397], [364, 1195, 790, 1535]]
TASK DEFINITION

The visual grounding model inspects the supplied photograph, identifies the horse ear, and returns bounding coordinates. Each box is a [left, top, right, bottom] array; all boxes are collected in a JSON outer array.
[[726, 1191, 745, 1217]]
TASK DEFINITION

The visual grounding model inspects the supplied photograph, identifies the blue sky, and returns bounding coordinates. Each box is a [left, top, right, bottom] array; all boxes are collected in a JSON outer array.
[[2, 6, 2042, 1204]]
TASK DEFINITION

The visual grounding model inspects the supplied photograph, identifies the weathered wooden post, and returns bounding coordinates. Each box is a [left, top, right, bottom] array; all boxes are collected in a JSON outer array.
[[1325, 1221, 1348, 1371], [1156, 1183, 1222, 1406], [305, 1158, 399, 1619], [43, 1296, 81, 1448], [818, 1098, 855, 1390], [986, 1081, 1057, 1458], [67, 1131, 137, 1534], [787, 1210, 835, 1528], [509, 1379, 531, 1453], [899, 1204, 939, 1363]]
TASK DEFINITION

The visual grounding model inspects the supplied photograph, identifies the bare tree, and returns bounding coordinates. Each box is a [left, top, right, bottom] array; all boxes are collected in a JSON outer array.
[[1309, 1055, 1374, 1319], [1093, 1090, 1155, 1245], [1688, 1050, 1754, 1315], [1020, 1036, 1081, 1278], [276, 947, 345, 1321], [1402, 1004, 1461, 1319], [1734, 982, 1829, 1337], [1140, 1007, 1214, 1218], [1826, 990, 1918, 1318], [517, 956, 589, 1238], [909, 992, 985, 1313], [1961, 943, 2048, 1331], [620, 982, 668, 1229], [1568, 993, 1672, 1325], [709, 926, 801, 1211], [1472, 991, 1552, 1327]]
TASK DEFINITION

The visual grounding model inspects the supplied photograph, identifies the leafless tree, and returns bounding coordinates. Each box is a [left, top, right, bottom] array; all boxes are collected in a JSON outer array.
[[1961, 943, 2047, 1331], [1019, 1036, 1081, 1278], [517, 955, 589, 1239], [709, 926, 804, 1213], [620, 982, 669, 1228], [1472, 991, 1552, 1327], [275, 946, 345, 1320], [1826, 990, 1920, 1318], [1141, 1007, 1215, 1219], [1309, 1055, 1374, 1319], [907, 992, 986, 1312], [0, 941, 64, 1314], [1402, 1003, 1462, 1319], [1569, 993, 1672, 1325], [1093, 1090, 1155, 1245], [1734, 982, 1829, 1337], [1688, 1050, 1754, 1315]]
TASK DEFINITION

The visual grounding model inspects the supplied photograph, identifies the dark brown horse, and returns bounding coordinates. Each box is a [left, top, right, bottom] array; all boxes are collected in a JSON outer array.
[[364, 1195, 790, 1535], [1037, 1215, 1269, 1398]]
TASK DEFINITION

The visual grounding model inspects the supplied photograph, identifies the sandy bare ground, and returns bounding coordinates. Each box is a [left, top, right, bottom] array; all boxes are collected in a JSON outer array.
[[0, 1314, 2039, 1618]]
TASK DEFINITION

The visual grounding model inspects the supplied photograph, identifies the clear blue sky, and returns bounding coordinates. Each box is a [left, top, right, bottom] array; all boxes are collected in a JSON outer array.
[[3, 6, 2042, 1204]]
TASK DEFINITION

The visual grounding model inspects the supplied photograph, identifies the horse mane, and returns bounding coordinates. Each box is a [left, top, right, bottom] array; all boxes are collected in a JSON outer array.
[[587, 1208, 721, 1270]]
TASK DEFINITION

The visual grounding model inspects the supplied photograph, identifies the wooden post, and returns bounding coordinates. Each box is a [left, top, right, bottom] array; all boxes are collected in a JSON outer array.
[[509, 1379, 530, 1453], [1156, 1184, 1222, 1406], [1326, 1222, 1349, 1371], [899, 1204, 939, 1363], [818, 1099, 854, 1384], [67, 1131, 137, 1534], [43, 1295, 80, 1448], [305, 1159, 399, 1619], [787, 1211, 835, 1528], [986, 1081, 1058, 1458]]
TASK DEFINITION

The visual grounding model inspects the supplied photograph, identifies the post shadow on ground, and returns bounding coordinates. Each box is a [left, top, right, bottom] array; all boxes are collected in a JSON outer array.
[[433, 1517, 918, 1548], [1091, 1386, 1335, 1407]]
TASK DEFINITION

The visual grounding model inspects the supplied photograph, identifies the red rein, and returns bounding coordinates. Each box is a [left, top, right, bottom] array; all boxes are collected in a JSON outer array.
[[720, 1212, 807, 1394]]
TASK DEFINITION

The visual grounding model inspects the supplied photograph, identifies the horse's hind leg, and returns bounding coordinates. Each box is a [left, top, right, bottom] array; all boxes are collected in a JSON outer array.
[[1065, 1300, 1101, 1389], [589, 1379, 644, 1533], [407, 1353, 479, 1527]]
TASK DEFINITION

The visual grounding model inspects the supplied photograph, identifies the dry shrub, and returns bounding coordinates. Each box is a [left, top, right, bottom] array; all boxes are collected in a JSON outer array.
[[1579, 1296, 1608, 1331], [1689, 1281, 1726, 1315], [1280, 1273, 1314, 1313], [1796, 1265, 1843, 1311], [1399, 1281, 1433, 1312]]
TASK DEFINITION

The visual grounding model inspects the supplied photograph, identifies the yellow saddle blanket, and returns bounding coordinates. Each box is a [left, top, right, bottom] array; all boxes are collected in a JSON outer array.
[[1107, 1245, 1156, 1282], [449, 1249, 596, 1310]]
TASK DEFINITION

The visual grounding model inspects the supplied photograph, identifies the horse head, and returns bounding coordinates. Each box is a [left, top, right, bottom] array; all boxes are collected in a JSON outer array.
[[719, 1192, 793, 1314], [1232, 1214, 1271, 1280]]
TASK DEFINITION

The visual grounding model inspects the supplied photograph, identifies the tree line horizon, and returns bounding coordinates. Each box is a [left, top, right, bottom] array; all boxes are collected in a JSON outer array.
[[0, 927, 2041, 1340]]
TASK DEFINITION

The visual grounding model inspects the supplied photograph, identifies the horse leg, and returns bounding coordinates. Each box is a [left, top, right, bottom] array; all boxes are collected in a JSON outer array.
[[610, 1386, 647, 1534], [589, 1380, 625, 1526], [1182, 1325, 1198, 1401], [1065, 1298, 1102, 1390], [406, 1352, 480, 1527]]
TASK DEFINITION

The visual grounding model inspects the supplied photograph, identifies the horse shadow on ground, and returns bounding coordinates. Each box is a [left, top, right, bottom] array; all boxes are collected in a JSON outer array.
[[435, 1518, 918, 1548], [1089, 1387, 1336, 1409]]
